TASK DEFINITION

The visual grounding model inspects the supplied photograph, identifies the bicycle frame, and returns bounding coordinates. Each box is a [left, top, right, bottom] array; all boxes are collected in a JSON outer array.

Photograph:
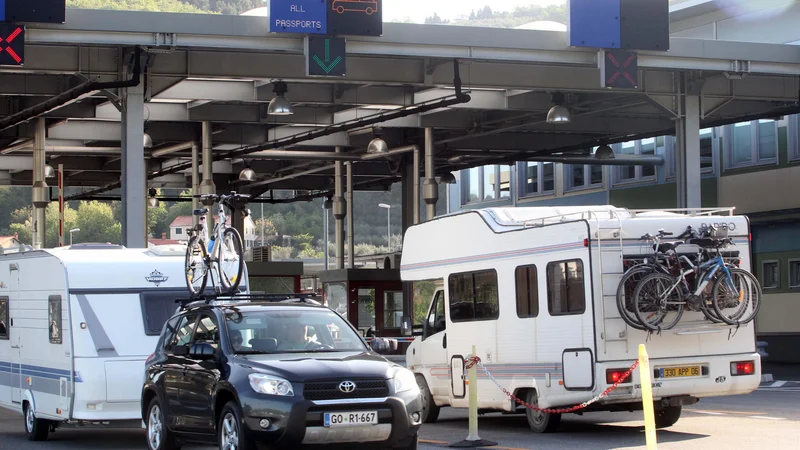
[[658, 254, 736, 305]]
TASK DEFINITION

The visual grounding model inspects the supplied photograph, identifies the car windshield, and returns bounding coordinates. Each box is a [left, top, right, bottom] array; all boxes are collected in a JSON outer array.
[[224, 308, 368, 354]]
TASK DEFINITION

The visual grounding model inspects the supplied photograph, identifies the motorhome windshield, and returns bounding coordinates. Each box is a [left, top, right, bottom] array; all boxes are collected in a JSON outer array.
[[224, 309, 368, 354]]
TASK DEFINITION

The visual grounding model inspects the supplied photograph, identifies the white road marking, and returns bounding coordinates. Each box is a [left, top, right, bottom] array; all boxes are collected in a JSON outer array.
[[692, 411, 725, 415], [770, 381, 787, 388], [747, 416, 785, 420]]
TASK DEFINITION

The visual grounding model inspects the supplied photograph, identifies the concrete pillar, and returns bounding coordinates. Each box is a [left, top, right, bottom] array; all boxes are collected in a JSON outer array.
[[333, 147, 346, 270], [676, 74, 702, 210], [422, 128, 438, 221], [199, 121, 216, 231], [120, 69, 147, 248], [32, 117, 47, 249], [412, 146, 420, 225], [346, 162, 354, 269], [191, 141, 200, 227], [400, 161, 415, 322]]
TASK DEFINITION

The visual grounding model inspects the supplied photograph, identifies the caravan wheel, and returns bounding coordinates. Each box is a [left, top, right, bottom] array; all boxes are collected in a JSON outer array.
[[524, 390, 560, 433], [23, 402, 50, 441]]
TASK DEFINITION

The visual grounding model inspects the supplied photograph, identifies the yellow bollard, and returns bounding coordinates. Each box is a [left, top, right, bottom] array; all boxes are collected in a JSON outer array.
[[449, 346, 497, 448], [638, 344, 658, 450]]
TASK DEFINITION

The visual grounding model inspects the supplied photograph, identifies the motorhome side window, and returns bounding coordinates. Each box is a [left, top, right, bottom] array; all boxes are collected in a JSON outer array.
[[515, 265, 539, 318], [0, 296, 8, 340], [425, 291, 446, 335], [448, 270, 499, 322], [48, 295, 62, 344], [546, 260, 586, 316]]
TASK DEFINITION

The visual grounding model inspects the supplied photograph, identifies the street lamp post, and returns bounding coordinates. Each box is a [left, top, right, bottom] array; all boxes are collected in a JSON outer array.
[[69, 228, 80, 246], [378, 203, 391, 250]]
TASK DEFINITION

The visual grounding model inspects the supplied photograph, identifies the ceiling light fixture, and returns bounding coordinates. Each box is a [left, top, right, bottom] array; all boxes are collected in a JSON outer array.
[[267, 81, 294, 116], [367, 127, 388, 154], [546, 92, 571, 124]]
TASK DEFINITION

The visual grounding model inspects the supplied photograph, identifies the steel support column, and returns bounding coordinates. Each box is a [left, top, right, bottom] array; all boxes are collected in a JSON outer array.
[[199, 121, 216, 231], [191, 141, 200, 227], [32, 117, 47, 249], [412, 146, 420, 225], [120, 73, 147, 248], [346, 161, 354, 269], [333, 147, 346, 270], [422, 127, 438, 221], [676, 74, 702, 209]]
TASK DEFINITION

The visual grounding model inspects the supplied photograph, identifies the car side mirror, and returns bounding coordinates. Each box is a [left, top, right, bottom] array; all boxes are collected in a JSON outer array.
[[370, 337, 397, 354], [189, 342, 216, 360], [400, 316, 412, 337]]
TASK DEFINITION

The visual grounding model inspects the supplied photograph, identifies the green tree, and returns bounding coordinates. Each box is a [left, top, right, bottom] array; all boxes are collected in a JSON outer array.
[[9, 203, 80, 247], [74, 201, 122, 244], [0, 187, 32, 234]]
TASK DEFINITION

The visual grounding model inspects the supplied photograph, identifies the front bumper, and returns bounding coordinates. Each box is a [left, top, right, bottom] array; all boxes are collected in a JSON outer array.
[[238, 389, 423, 448]]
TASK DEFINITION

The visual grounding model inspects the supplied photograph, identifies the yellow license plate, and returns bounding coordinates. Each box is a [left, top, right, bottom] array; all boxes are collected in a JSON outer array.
[[662, 366, 701, 378]]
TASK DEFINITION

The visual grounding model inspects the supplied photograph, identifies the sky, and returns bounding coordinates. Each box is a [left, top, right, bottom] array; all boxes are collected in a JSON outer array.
[[380, 0, 565, 23]]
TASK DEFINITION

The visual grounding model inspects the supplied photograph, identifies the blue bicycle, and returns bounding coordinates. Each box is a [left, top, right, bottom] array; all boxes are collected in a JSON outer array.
[[632, 225, 762, 331]]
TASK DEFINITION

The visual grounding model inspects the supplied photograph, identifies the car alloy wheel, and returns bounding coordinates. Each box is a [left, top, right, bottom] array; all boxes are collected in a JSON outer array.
[[221, 412, 240, 450], [147, 404, 163, 450]]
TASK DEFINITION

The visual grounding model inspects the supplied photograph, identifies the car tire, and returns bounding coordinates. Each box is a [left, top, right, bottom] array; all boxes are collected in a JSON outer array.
[[218, 401, 255, 450], [23, 402, 50, 441], [524, 390, 560, 433], [392, 433, 418, 450], [145, 397, 181, 450], [416, 375, 440, 423], [655, 405, 682, 429]]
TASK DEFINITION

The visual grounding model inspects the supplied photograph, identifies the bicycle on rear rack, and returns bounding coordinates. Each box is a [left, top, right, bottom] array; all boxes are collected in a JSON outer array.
[[185, 192, 250, 298]]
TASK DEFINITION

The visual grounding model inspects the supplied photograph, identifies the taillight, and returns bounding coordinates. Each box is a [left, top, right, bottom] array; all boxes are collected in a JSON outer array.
[[145, 353, 156, 365], [583, 238, 589, 247], [606, 368, 632, 384], [730, 360, 755, 376]]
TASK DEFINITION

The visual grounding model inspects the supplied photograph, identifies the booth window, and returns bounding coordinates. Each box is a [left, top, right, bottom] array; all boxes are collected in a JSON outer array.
[[0, 297, 8, 340], [448, 269, 499, 322], [546, 260, 586, 316], [515, 265, 539, 318], [761, 260, 780, 289], [48, 295, 62, 344]]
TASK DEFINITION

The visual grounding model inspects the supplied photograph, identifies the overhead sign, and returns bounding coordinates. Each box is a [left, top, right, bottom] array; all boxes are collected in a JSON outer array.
[[0, 24, 24, 66], [567, 0, 668, 51], [327, 0, 382, 36], [601, 50, 638, 89], [3, 0, 66, 23], [306, 35, 346, 76], [270, 0, 327, 34]]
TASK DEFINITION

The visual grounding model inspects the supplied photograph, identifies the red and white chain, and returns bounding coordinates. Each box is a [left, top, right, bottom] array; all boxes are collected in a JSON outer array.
[[464, 356, 639, 414]]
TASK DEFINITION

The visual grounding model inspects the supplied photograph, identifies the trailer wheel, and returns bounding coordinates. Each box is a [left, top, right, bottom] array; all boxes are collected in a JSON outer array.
[[416, 375, 440, 423], [524, 390, 560, 433], [23, 402, 50, 441], [655, 405, 682, 429]]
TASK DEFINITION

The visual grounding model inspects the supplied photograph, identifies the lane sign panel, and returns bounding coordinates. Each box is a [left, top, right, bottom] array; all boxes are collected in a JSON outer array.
[[306, 35, 346, 77], [270, 0, 327, 34], [0, 24, 24, 66]]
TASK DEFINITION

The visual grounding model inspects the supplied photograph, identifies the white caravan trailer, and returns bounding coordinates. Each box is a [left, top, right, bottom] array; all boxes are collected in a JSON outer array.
[[403, 205, 761, 432], [0, 243, 249, 440]]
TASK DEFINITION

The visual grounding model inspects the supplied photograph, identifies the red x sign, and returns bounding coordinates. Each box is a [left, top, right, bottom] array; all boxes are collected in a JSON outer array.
[[0, 25, 25, 66], [603, 50, 638, 89]]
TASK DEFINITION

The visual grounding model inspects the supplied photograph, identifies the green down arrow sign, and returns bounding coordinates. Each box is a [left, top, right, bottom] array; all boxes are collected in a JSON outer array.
[[307, 36, 346, 77]]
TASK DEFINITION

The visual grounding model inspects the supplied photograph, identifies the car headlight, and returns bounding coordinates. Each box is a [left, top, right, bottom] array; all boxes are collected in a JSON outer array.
[[248, 374, 294, 396], [393, 368, 420, 395]]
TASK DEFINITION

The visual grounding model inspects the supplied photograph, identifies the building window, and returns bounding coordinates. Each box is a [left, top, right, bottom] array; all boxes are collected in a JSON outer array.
[[789, 260, 800, 289], [48, 295, 62, 344], [0, 297, 8, 340], [724, 120, 778, 169], [461, 165, 509, 204], [546, 260, 586, 316], [519, 162, 555, 197], [789, 114, 800, 162], [614, 140, 657, 184], [564, 148, 604, 192], [515, 265, 539, 318], [499, 165, 511, 198], [175, 228, 183, 235], [448, 270, 499, 323], [761, 260, 780, 289]]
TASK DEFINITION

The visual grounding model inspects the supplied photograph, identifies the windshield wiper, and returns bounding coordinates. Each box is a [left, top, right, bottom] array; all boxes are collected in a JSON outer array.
[[235, 350, 272, 355]]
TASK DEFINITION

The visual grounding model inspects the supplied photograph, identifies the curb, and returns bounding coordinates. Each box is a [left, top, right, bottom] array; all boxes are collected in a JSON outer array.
[[761, 373, 774, 383]]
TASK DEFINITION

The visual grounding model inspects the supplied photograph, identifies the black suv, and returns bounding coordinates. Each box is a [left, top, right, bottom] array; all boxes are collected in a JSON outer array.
[[140, 296, 422, 450]]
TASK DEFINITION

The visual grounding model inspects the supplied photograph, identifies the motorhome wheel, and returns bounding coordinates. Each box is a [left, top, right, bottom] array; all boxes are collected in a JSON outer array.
[[654, 405, 682, 428], [23, 402, 50, 441], [524, 390, 561, 433]]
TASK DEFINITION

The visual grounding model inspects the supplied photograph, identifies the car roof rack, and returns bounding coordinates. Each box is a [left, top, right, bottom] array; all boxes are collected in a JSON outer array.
[[176, 292, 321, 310]]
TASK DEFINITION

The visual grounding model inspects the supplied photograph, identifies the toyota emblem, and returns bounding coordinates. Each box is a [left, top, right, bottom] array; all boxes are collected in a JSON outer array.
[[338, 381, 356, 393]]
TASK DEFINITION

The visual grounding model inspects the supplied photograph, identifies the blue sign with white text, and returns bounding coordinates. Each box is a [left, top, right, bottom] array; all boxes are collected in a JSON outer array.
[[270, 0, 327, 34], [0, 0, 5, 22]]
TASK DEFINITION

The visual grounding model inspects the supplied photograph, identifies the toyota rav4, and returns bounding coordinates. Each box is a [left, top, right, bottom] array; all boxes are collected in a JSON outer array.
[[140, 296, 422, 450]]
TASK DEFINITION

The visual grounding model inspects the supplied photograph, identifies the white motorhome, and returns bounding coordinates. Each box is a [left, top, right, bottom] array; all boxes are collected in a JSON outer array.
[[403, 206, 761, 432], [0, 243, 248, 441]]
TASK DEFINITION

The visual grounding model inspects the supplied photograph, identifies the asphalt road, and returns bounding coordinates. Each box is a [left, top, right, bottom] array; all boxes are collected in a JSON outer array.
[[0, 387, 797, 449]]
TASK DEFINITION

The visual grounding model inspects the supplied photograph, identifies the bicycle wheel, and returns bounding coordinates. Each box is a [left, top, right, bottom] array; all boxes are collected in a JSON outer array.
[[217, 227, 244, 294], [616, 265, 654, 330], [698, 278, 723, 323], [633, 272, 684, 331], [185, 235, 209, 297], [712, 268, 762, 325]]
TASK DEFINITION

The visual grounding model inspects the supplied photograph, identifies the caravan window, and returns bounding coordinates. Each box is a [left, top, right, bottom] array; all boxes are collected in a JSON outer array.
[[140, 291, 185, 336], [448, 270, 499, 323], [546, 260, 586, 315], [48, 295, 62, 344], [0, 296, 8, 340], [515, 265, 539, 318]]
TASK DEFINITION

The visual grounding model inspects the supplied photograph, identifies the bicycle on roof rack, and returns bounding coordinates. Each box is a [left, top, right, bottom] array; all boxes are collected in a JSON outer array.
[[185, 192, 250, 298]]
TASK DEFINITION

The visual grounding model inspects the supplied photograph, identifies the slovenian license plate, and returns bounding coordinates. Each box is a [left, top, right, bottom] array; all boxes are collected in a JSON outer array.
[[661, 366, 701, 378], [323, 411, 378, 427]]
